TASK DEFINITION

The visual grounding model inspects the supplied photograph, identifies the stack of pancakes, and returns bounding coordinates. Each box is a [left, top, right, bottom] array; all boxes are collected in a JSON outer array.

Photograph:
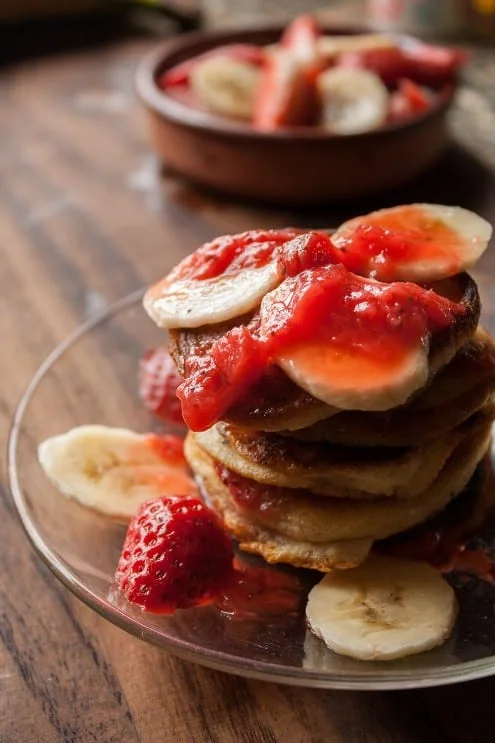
[[170, 272, 495, 572]]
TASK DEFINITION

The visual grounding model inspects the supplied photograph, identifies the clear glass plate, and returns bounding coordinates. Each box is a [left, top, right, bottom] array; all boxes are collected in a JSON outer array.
[[8, 290, 495, 690]]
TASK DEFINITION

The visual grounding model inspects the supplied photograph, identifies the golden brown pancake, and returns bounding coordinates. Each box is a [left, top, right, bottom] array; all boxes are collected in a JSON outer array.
[[186, 434, 374, 570], [170, 273, 480, 432], [286, 328, 495, 447], [194, 418, 467, 499], [185, 411, 492, 549]]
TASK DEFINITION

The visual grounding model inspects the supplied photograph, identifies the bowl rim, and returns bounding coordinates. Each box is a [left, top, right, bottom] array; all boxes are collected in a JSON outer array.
[[135, 24, 456, 143]]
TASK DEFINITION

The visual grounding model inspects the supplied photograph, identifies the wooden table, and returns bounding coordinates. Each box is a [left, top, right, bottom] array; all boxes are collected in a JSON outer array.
[[3, 27, 495, 743]]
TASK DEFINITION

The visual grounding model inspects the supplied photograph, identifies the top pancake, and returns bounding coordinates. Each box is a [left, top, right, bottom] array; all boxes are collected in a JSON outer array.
[[169, 273, 480, 432]]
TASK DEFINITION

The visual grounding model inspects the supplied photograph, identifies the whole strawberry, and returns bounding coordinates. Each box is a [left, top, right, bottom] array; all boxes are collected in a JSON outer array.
[[139, 347, 184, 424], [115, 495, 234, 613]]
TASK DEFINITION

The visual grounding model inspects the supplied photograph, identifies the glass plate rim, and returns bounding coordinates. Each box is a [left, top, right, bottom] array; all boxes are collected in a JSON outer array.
[[7, 288, 495, 691]]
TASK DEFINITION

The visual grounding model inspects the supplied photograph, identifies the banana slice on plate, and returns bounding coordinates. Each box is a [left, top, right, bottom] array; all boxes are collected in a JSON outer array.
[[144, 261, 281, 329], [190, 56, 261, 120], [317, 67, 389, 134], [333, 204, 492, 282], [38, 425, 197, 520], [306, 556, 457, 661]]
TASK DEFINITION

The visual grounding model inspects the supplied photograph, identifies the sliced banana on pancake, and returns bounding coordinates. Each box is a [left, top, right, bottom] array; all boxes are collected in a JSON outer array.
[[306, 556, 457, 661], [317, 68, 389, 134], [190, 56, 261, 120], [277, 339, 429, 411], [333, 204, 492, 282], [38, 425, 196, 520], [144, 261, 280, 329]]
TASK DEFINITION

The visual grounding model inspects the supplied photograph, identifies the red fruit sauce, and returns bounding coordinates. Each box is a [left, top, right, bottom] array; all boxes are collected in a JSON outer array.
[[216, 463, 289, 514], [334, 205, 467, 281], [216, 559, 301, 619], [145, 433, 186, 466], [217, 460, 495, 587], [178, 254, 464, 430], [150, 228, 301, 289], [380, 459, 495, 582], [383, 531, 495, 584]]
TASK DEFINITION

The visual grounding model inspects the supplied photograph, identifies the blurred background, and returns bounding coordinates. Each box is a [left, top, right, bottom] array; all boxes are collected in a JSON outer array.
[[1, 1, 495, 46]]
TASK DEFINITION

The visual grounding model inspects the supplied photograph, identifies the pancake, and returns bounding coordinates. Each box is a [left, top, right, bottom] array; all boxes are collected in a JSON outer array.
[[286, 329, 495, 447], [169, 273, 480, 432], [194, 419, 466, 499], [186, 434, 374, 570], [185, 411, 492, 547]]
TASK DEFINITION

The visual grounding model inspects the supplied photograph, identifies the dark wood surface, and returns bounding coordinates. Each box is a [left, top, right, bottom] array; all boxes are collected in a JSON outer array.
[[3, 30, 495, 743]]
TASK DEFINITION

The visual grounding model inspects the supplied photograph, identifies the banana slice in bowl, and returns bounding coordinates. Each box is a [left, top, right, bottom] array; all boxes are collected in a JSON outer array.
[[190, 56, 261, 121], [306, 556, 457, 661], [317, 67, 389, 135]]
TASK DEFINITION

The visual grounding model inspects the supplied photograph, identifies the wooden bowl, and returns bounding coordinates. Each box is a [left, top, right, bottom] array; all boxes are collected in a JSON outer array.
[[136, 27, 456, 205]]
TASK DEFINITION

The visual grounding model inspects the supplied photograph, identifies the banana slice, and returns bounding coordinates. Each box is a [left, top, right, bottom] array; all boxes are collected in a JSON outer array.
[[317, 33, 397, 62], [190, 56, 261, 120], [277, 339, 429, 411], [332, 204, 492, 282], [38, 425, 197, 521], [317, 67, 389, 134], [333, 204, 492, 282], [144, 261, 280, 329], [306, 556, 457, 661]]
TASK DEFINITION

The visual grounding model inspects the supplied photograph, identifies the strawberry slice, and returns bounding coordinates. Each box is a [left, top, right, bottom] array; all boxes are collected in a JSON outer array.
[[253, 15, 321, 130], [338, 42, 466, 88], [388, 78, 431, 122], [253, 52, 320, 129], [115, 495, 234, 613], [338, 46, 409, 86], [281, 13, 320, 62], [139, 347, 184, 425], [402, 42, 468, 86]]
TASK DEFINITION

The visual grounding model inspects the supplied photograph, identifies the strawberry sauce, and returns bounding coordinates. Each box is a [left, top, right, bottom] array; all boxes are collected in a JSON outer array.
[[380, 459, 495, 582], [334, 205, 467, 280], [148, 229, 301, 294], [216, 463, 289, 514], [178, 255, 464, 431], [215, 559, 301, 618]]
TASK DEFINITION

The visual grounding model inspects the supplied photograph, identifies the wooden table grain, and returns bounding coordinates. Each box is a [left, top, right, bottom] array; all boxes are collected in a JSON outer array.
[[3, 31, 495, 743]]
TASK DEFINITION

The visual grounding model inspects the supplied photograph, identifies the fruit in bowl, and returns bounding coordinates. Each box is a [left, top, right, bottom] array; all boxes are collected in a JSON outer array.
[[159, 15, 466, 135], [136, 18, 464, 201]]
